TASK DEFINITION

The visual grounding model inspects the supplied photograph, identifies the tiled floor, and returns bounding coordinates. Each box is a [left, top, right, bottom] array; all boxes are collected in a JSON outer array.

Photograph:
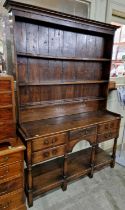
[[28, 164, 125, 210]]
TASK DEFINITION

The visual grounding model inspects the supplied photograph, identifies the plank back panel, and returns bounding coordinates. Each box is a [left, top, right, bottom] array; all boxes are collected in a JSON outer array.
[[15, 21, 105, 58], [12, 12, 116, 123], [20, 100, 106, 122]]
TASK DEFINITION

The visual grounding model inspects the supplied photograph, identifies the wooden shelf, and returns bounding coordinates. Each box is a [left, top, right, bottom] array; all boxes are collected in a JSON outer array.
[[32, 147, 111, 199], [94, 147, 112, 170], [20, 97, 106, 110], [19, 80, 108, 86], [17, 52, 110, 62]]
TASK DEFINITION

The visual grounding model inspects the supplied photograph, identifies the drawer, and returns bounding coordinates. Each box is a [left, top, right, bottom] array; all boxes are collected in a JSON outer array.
[[0, 162, 23, 184], [69, 126, 97, 141], [32, 145, 65, 164], [0, 108, 13, 122], [32, 133, 66, 152], [0, 80, 11, 91], [98, 120, 120, 134], [0, 177, 23, 196], [0, 151, 23, 166], [97, 130, 119, 143], [0, 189, 25, 210], [0, 93, 12, 106], [0, 123, 16, 141]]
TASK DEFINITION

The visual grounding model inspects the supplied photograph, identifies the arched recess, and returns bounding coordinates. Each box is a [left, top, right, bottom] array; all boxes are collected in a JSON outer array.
[[68, 138, 93, 153]]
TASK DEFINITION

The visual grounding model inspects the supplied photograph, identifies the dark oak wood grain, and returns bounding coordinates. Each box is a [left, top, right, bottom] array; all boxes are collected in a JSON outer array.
[[4, 0, 121, 208]]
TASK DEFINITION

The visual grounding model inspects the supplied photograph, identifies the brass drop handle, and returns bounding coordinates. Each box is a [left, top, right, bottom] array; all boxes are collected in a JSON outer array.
[[110, 123, 114, 129], [80, 130, 86, 136], [44, 139, 49, 145], [4, 156, 9, 161], [0, 201, 11, 209], [105, 124, 109, 129], [1, 156, 9, 165], [109, 133, 112, 138], [104, 133, 112, 139], [104, 133, 108, 138], [52, 149, 57, 155], [85, 129, 89, 135], [52, 138, 56, 144], [43, 152, 49, 158], [0, 167, 9, 178]]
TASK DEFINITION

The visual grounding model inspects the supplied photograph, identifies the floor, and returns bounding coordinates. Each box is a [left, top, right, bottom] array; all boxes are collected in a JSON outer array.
[[29, 164, 125, 210]]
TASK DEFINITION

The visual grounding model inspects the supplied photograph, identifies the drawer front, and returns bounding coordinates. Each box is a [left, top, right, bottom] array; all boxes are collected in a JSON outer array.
[[0, 108, 13, 123], [0, 177, 23, 196], [0, 152, 23, 166], [0, 162, 23, 183], [97, 131, 119, 143], [32, 133, 66, 152], [0, 80, 11, 91], [98, 120, 120, 134], [0, 123, 16, 141], [69, 126, 97, 141], [0, 93, 12, 106], [32, 145, 65, 164], [0, 189, 25, 210]]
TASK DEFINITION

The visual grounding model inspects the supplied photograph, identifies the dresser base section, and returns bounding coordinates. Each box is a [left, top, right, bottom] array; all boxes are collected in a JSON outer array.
[[26, 147, 112, 202]]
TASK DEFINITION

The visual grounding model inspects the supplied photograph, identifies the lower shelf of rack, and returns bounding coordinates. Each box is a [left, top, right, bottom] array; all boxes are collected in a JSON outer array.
[[29, 147, 112, 199]]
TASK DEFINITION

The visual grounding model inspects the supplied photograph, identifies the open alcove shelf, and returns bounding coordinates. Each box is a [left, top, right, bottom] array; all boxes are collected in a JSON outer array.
[[4, 0, 121, 207], [32, 147, 111, 199]]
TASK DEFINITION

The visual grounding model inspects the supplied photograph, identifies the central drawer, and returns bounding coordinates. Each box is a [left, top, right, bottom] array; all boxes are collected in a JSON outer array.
[[69, 126, 97, 141], [32, 133, 66, 152], [32, 145, 65, 164]]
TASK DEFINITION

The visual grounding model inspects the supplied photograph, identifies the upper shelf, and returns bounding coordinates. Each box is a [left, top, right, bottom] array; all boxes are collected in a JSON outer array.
[[20, 96, 106, 110], [18, 80, 109, 86], [17, 52, 111, 62]]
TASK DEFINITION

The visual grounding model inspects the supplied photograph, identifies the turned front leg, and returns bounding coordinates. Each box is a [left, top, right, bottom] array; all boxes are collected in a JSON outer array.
[[111, 137, 118, 168], [62, 154, 68, 191], [26, 141, 33, 207], [89, 145, 96, 178]]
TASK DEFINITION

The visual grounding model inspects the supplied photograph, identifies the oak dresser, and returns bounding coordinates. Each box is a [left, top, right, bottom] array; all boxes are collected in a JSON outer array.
[[4, 0, 121, 207]]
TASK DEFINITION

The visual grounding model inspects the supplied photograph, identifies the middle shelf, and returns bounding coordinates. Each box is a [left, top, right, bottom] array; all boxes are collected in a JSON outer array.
[[18, 80, 109, 86], [17, 52, 111, 62]]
